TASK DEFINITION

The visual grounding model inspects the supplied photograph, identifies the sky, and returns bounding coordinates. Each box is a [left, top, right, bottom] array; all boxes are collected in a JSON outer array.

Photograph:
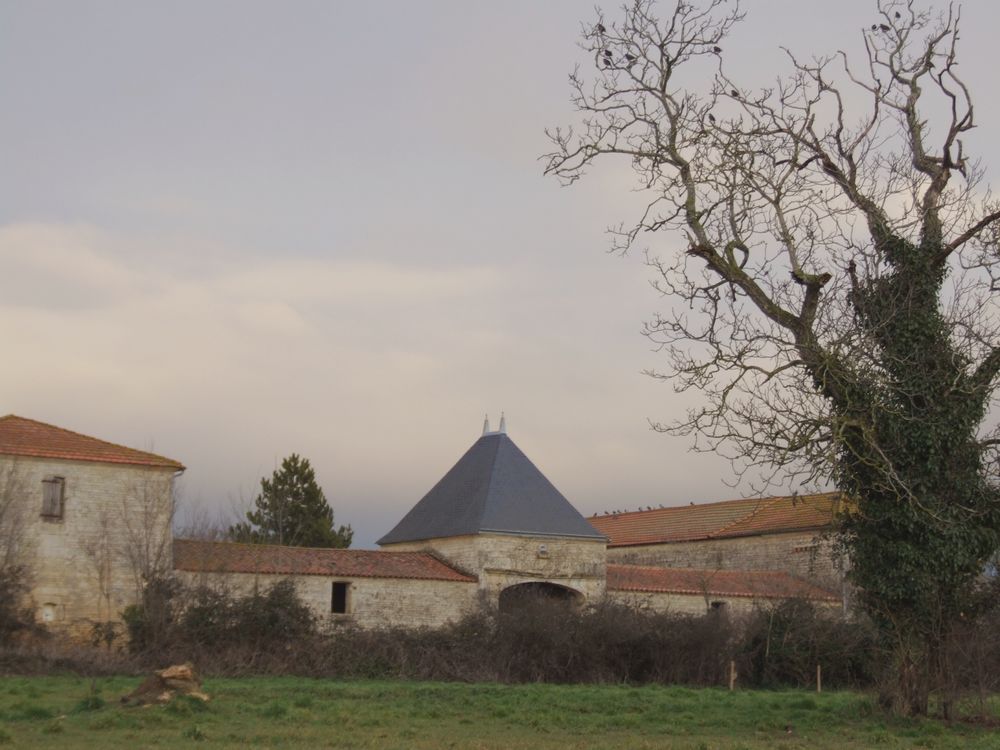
[[2, 1, 998, 548]]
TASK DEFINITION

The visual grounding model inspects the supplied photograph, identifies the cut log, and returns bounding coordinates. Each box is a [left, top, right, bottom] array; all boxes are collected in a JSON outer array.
[[121, 662, 209, 706]]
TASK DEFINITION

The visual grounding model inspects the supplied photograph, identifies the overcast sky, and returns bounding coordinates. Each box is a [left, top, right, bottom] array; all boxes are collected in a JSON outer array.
[[2, 1, 997, 548]]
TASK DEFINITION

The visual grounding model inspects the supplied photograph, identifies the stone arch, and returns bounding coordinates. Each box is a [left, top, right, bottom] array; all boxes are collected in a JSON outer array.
[[498, 581, 585, 614]]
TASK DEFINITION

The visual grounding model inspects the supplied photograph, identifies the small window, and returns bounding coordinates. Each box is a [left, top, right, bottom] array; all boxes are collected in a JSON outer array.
[[41, 477, 65, 519], [331, 582, 350, 614], [709, 600, 727, 612]]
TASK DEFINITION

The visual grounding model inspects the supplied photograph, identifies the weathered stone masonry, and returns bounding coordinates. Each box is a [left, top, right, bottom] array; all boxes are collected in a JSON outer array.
[[4, 415, 844, 633]]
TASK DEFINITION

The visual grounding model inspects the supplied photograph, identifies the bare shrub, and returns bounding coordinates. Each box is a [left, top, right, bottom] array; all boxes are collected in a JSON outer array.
[[738, 599, 879, 689], [27, 570, 1000, 703], [122, 576, 316, 669]]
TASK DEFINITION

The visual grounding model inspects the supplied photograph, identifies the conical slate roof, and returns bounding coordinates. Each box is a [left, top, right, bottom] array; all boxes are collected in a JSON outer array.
[[377, 432, 605, 545]]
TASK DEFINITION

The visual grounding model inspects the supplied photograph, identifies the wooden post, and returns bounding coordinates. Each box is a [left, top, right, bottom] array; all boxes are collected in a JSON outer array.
[[816, 663, 822, 693], [729, 660, 736, 691]]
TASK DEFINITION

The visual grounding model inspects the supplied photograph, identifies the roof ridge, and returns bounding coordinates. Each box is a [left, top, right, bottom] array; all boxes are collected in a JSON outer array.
[[588, 491, 843, 520], [173, 538, 478, 582], [0, 414, 184, 469]]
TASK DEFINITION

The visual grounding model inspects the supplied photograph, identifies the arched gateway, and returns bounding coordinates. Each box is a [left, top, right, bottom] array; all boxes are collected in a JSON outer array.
[[498, 582, 584, 613]]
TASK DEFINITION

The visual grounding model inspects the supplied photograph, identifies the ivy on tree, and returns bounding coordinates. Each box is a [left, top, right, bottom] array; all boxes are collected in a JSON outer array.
[[230, 454, 353, 548], [546, 0, 1000, 716]]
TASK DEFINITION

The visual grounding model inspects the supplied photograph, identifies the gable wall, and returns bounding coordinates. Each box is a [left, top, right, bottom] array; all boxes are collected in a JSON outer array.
[[1, 454, 176, 632]]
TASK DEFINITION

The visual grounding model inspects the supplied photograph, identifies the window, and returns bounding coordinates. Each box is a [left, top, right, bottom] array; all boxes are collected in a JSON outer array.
[[41, 477, 65, 519], [709, 600, 728, 612], [331, 581, 350, 614]]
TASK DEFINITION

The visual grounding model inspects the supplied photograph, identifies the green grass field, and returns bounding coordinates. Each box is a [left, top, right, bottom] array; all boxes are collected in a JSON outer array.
[[0, 677, 997, 749]]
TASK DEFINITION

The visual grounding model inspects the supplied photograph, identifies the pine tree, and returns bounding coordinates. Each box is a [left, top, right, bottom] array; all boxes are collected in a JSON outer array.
[[229, 454, 352, 548]]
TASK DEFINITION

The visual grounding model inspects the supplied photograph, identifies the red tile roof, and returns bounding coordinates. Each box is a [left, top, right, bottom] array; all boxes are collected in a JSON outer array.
[[0, 415, 184, 470], [173, 539, 478, 583], [589, 492, 842, 547], [607, 564, 840, 602]]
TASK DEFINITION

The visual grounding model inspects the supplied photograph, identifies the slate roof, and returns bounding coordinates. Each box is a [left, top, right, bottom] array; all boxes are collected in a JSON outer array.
[[589, 492, 842, 547], [606, 564, 840, 602], [0, 415, 184, 470], [378, 432, 605, 545], [173, 539, 477, 582]]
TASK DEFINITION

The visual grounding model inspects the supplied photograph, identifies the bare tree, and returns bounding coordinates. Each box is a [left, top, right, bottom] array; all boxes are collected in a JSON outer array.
[[0, 460, 28, 576], [0, 461, 33, 640], [546, 0, 1000, 715], [119, 472, 177, 598], [80, 507, 116, 632]]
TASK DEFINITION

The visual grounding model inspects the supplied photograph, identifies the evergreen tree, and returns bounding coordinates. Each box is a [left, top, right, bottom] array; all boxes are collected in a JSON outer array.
[[229, 454, 352, 548]]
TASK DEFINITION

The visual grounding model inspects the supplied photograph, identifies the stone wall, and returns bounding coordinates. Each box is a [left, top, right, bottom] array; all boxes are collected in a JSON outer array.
[[606, 590, 843, 617], [382, 533, 607, 603], [606, 531, 844, 589], [1, 455, 176, 632], [177, 570, 479, 630]]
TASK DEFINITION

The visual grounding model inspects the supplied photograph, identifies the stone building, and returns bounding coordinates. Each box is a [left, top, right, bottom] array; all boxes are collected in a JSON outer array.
[[173, 540, 479, 629], [588, 493, 846, 591], [4, 414, 841, 634], [177, 421, 841, 627], [0, 415, 183, 631]]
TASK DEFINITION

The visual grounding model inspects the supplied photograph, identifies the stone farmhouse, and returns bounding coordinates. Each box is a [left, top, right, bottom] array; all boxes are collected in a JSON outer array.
[[0, 415, 182, 629], [1, 415, 843, 634]]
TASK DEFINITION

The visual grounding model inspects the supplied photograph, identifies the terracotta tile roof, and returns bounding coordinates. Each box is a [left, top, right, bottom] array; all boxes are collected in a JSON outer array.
[[0, 415, 184, 470], [589, 492, 842, 547], [173, 539, 478, 583], [607, 564, 840, 602]]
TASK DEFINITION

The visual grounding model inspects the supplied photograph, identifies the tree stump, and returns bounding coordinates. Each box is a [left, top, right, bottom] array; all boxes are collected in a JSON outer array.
[[121, 663, 209, 706]]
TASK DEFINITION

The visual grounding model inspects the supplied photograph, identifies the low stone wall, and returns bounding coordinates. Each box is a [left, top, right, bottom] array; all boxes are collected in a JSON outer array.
[[606, 531, 844, 589], [606, 589, 843, 617], [176, 570, 479, 630]]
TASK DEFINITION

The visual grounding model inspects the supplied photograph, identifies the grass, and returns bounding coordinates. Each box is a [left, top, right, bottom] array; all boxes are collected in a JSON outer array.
[[0, 676, 997, 748]]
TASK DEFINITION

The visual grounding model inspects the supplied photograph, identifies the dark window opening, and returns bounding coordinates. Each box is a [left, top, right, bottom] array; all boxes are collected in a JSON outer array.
[[331, 582, 349, 614], [709, 600, 727, 611], [41, 477, 65, 519]]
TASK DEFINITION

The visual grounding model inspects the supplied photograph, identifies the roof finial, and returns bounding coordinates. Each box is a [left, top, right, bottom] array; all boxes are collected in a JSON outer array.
[[482, 413, 491, 436], [499, 411, 507, 434]]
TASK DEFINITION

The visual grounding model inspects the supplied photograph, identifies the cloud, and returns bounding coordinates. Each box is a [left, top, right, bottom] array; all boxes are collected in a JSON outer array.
[[0, 220, 738, 547], [0, 221, 509, 436], [0, 223, 149, 309]]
